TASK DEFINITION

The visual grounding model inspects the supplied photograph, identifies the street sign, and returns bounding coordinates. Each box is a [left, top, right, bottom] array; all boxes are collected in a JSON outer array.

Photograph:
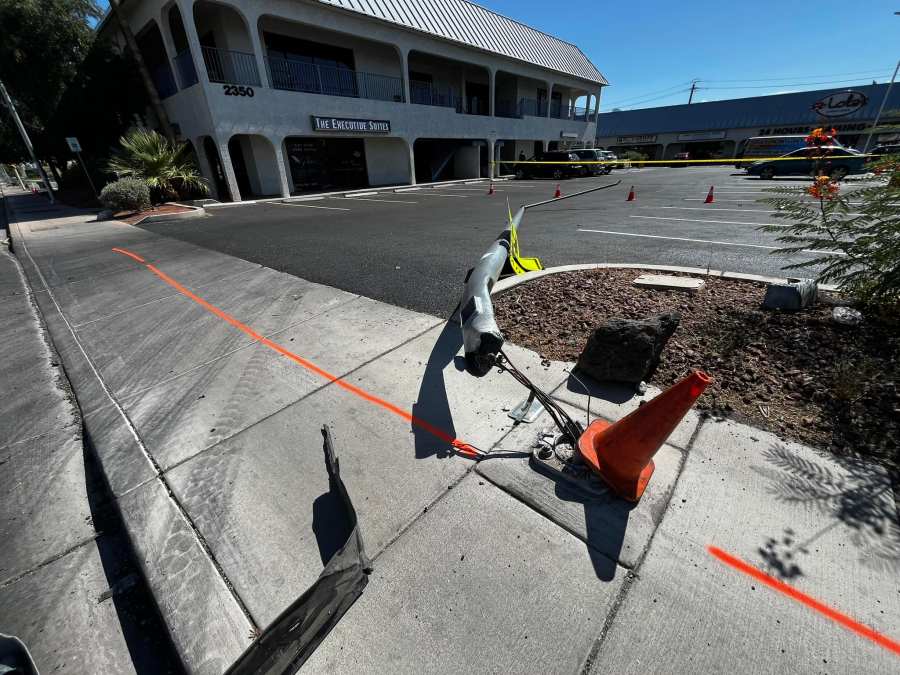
[[65, 137, 82, 153]]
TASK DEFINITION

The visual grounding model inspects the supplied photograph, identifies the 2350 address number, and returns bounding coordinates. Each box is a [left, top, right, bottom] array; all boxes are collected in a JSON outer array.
[[222, 85, 254, 97]]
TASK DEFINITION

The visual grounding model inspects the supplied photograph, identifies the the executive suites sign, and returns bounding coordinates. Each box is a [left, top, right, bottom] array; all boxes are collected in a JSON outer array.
[[311, 116, 391, 133]]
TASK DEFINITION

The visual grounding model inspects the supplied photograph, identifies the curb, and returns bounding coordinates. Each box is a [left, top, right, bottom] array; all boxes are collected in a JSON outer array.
[[128, 203, 206, 225], [492, 263, 839, 296]]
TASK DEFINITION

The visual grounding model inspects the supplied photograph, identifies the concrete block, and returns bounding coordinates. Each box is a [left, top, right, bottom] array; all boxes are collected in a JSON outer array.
[[0, 430, 94, 582], [477, 405, 684, 572], [117, 478, 252, 674], [633, 273, 705, 293], [762, 277, 817, 311], [590, 417, 900, 674], [304, 475, 627, 674], [0, 542, 136, 675]]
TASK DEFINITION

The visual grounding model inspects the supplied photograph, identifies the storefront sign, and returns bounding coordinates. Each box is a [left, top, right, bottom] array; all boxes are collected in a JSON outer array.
[[616, 134, 657, 144], [312, 116, 390, 133], [811, 90, 868, 118], [758, 122, 869, 136], [677, 130, 726, 141], [560, 132, 579, 139]]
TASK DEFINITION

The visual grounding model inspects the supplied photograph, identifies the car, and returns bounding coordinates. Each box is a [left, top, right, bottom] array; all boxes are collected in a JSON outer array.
[[571, 149, 612, 176], [600, 150, 619, 170], [514, 151, 585, 179], [746, 146, 867, 180], [865, 143, 900, 165], [670, 151, 690, 167]]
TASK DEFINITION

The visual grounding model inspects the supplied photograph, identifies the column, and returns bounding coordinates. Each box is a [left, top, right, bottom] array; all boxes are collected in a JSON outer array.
[[272, 139, 292, 198], [546, 82, 553, 118], [177, 0, 208, 85], [406, 138, 416, 185], [460, 68, 467, 113], [399, 48, 411, 104], [217, 137, 242, 202], [488, 68, 495, 117], [487, 139, 495, 179], [194, 136, 217, 198], [246, 11, 268, 87]]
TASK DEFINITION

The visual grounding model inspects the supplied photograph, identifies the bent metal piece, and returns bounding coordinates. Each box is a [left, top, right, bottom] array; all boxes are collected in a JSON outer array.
[[226, 426, 371, 675], [460, 180, 621, 376]]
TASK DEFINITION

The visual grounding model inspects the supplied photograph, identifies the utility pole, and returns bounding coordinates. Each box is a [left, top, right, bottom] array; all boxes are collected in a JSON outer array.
[[862, 58, 899, 153], [108, 0, 176, 143], [688, 80, 699, 104], [0, 78, 54, 202]]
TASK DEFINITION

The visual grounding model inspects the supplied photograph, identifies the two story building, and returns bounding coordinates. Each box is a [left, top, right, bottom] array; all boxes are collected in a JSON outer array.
[[101, 0, 606, 201]]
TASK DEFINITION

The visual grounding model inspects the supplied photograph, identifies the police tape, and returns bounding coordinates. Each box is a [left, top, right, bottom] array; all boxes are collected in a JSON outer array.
[[492, 155, 876, 166]]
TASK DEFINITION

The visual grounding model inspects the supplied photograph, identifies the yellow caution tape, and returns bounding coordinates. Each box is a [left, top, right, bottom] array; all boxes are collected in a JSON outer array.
[[507, 211, 543, 275], [492, 154, 875, 166]]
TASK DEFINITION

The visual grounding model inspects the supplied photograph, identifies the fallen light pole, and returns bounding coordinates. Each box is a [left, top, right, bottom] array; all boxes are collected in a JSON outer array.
[[459, 180, 621, 376]]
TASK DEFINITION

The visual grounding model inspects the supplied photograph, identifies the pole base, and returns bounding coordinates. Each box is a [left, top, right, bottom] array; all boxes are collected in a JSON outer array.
[[577, 419, 656, 502]]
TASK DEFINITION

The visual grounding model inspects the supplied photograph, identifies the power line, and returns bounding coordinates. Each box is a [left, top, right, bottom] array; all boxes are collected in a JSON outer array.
[[704, 67, 897, 83], [602, 81, 694, 106], [702, 74, 894, 90]]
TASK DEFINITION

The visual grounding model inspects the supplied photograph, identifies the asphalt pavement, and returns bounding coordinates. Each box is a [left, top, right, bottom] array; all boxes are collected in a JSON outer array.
[[142, 166, 839, 317]]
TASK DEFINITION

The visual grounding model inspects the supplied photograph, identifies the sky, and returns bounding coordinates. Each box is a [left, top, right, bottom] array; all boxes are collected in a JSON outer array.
[[93, 0, 898, 111], [478, 0, 899, 111]]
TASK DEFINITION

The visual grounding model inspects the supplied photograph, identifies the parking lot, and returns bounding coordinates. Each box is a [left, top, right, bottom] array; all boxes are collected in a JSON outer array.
[[142, 166, 848, 317]]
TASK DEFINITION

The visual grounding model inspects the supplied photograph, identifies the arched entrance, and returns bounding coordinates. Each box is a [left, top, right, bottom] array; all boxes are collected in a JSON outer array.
[[202, 137, 231, 201], [227, 135, 281, 199]]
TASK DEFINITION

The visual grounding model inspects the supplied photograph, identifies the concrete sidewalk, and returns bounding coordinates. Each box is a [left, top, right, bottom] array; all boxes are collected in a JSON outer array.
[[0, 194, 177, 673], [5, 191, 898, 674]]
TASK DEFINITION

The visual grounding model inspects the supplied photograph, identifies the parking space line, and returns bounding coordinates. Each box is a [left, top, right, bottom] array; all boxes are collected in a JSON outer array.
[[434, 187, 502, 192], [649, 206, 772, 214], [412, 192, 470, 198], [578, 228, 845, 255], [684, 198, 762, 202], [274, 202, 351, 211], [335, 197, 418, 204], [630, 215, 785, 227]]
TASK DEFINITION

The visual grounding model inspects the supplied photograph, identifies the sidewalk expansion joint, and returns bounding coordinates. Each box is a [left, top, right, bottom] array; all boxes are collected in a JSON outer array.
[[0, 533, 101, 590], [10, 221, 261, 632]]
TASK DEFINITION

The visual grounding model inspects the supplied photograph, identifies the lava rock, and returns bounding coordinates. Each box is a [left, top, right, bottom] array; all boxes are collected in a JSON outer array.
[[832, 306, 863, 326], [576, 313, 681, 384]]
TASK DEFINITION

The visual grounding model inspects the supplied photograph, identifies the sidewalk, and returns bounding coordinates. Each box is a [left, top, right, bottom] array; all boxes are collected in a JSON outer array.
[[5, 191, 899, 674]]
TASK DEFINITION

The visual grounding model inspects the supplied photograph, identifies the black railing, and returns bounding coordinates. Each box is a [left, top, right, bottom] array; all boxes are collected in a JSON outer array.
[[173, 49, 198, 88], [151, 63, 178, 99], [519, 97, 547, 117], [201, 45, 260, 86], [267, 58, 403, 102], [410, 81, 461, 110]]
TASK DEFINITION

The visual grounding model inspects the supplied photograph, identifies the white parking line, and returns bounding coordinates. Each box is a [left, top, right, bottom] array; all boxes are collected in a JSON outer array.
[[577, 228, 845, 255], [336, 196, 418, 204], [630, 215, 785, 227], [684, 198, 763, 202], [275, 202, 351, 211], [649, 206, 772, 214], [434, 187, 502, 192], [412, 192, 470, 198]]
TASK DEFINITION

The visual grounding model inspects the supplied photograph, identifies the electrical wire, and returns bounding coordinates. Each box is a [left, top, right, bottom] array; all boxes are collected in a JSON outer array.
[[603, 81, 695, 107]]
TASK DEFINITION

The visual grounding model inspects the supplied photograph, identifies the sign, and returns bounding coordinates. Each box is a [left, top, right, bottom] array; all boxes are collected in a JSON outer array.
[[312, 116, 390, 133], [677, 130, 726, 142], [65, 137, 82, 153], [811, 90, 868, 118], [758, 122, 869, 136], [560, 132, 579, 139], [616, 134, 657, 144]]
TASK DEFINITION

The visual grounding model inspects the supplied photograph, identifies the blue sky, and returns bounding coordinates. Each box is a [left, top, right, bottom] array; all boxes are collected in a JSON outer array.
[[94, 0, 898, 110], [479, 0, 899, 110]]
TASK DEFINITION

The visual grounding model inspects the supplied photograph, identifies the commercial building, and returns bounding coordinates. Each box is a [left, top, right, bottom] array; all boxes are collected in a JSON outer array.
[[596, 84, 900, 161], [100, 0, 606, 201]]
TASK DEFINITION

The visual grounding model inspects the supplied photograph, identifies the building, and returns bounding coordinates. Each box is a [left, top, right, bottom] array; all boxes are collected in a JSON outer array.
[[99, 0, 606, 201], [596, 84, 900, 161]]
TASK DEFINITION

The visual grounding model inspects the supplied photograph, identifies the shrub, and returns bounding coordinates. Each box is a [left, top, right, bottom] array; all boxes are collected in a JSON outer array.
[[107, 129, 207, 201], [99, 177, 151, 212]]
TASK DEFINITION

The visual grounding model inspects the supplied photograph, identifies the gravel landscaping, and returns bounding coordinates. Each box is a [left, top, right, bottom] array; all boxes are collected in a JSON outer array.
[[494, 268, 899, 470]]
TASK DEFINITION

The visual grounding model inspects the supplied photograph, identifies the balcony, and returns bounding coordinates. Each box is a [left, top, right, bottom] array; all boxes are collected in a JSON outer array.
[[267, 58, 403, 102], [172, 49, 198, 89], [201, 45, 261, 86], [410, 81, 461, 110]]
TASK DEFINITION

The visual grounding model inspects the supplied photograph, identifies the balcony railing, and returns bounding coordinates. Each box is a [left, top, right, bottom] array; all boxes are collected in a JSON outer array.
[[267, 58, 403, 102], [151, 63, 178, 99], [410, 81, 461, 110], [519, 98, 548, 118], [173, 49, 198, 89], [573, 106, 596, 122], [202, 45, 260, 86]]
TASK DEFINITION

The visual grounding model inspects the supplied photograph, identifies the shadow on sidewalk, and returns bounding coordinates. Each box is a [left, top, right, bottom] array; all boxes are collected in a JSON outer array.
[[411, 317, 463, 459]]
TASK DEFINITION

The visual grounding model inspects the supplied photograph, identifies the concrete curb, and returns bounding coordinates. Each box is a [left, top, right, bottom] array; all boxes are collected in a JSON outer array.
[[492, 263, 839, 295], [128, 203, 206, 225]]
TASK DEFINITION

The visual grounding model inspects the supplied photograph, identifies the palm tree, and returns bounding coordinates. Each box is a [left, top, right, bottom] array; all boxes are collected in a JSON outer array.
[[108, 129, 207, 201]]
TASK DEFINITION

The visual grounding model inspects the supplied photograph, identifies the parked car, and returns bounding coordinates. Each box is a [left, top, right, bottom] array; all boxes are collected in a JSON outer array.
[[747, 146, 866, 180], [669, 151, 690, 167], [571, 149, 611, 176], [865, 143, 900, 165], [600, 150, 619, 170], [515, 151, 584, 179]]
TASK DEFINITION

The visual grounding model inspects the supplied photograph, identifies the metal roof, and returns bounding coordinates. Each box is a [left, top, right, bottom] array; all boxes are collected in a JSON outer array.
[[315, 0, 607, 85], [598, 84, 900, 137]]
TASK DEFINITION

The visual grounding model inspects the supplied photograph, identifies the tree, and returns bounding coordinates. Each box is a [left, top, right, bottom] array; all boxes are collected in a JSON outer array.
[[107, 129, 207, 201], [0, 0, 101, 163]]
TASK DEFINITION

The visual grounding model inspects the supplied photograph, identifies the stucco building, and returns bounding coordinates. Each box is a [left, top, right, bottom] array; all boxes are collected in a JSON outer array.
[[100, 0, 606, 201]]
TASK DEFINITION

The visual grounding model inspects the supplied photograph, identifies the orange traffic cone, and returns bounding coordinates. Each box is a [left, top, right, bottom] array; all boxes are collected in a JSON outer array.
[[487, 181, 495, 196], [554, 184, 562, 199], [626, 186, 635, 201], [577, 371, 711, 501], [704, 186, 715, 203]]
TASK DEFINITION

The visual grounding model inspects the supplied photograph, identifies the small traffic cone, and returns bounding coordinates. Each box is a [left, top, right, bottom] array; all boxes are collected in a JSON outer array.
[[577, 371, 711, 502], [704, 186, 715, 203], [626, 186, 635, 201], [487, 181, 495, 196], [554, 184, 562, 199]]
